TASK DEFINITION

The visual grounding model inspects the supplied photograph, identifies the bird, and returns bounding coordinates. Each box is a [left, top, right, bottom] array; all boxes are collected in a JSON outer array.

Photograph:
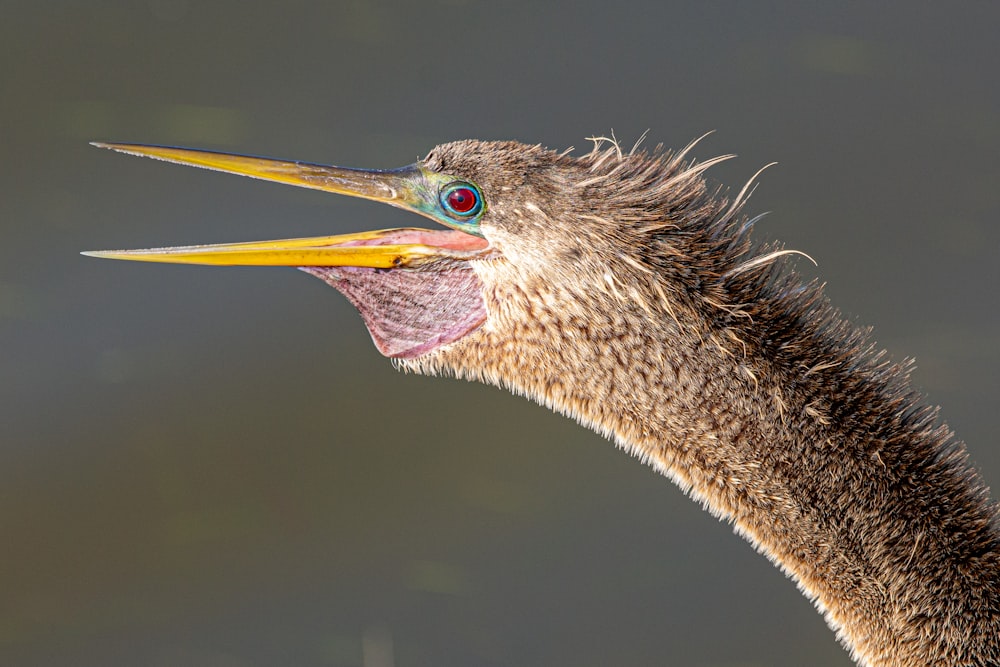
[[85, 136, 1000, 667]]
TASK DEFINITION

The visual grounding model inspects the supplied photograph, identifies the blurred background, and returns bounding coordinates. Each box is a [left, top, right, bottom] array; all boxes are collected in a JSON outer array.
[[3, 2, 999, 666]]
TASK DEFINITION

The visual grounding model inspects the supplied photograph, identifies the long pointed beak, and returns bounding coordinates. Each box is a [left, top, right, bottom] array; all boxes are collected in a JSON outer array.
[[89, 143, 418, 204], [81, 228, 484, 268], [84, 144, 489, 268]]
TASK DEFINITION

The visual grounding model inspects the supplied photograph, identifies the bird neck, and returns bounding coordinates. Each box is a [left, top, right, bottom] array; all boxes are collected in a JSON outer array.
[[415, 264, 1000, 667]]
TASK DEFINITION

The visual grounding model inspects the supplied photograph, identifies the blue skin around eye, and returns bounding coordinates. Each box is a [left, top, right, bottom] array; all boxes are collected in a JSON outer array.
[[441, 184, 483, 217], [404, 167, 486, 237], [437, 182, 484, 234]]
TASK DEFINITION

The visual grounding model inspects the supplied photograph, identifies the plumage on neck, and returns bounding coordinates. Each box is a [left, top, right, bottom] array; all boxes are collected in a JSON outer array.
[[401, 140, 1000, 667]]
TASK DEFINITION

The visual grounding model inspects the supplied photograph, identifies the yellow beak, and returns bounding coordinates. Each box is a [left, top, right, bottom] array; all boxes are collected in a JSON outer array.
[[82, 228, 469, 268], [83, 143, 488, 267]]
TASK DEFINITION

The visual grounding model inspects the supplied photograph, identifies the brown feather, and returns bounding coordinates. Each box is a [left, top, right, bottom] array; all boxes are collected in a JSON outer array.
[[404, 138, 1000, 667]]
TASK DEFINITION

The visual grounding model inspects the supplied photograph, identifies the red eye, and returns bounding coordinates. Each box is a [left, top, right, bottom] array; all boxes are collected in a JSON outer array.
[[440, 183, 483, 218], [447, 188, 476, 212]]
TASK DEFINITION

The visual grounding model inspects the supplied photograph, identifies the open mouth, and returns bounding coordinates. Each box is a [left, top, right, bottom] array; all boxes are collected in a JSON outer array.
[[85, 143, 496, 358]]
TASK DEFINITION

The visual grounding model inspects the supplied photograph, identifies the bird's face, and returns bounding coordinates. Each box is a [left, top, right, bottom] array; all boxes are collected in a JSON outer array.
[[87, 140, 598, 360]]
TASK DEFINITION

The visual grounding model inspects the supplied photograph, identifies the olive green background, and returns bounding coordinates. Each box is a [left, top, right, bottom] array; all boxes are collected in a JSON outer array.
[[3, 2, 998, 666]]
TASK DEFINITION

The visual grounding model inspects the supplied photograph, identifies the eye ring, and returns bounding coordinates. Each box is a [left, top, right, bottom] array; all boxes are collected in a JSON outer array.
[[439, 182, 484, 219]]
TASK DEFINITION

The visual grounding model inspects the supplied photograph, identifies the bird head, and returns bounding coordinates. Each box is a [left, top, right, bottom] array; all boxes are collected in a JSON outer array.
[[86, 138, 737, 370]]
